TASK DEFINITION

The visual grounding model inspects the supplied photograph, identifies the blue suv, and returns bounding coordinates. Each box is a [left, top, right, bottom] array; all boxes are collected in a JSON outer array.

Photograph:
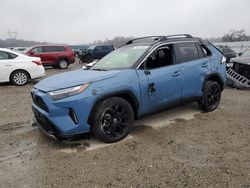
[[31, 34, 227, 143]]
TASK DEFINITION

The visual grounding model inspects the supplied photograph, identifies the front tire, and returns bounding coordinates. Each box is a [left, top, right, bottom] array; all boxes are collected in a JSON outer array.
[[85, 54, 93, 63], [10, 70, 29, 86], [58, 59, 69, 69], [199, 81, 221, 112], [91, 97, 134, 143]]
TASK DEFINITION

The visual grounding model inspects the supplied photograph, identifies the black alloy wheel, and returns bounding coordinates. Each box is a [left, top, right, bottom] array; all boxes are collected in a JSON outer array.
[[101, 105, 129, 137], [199, 81, 221, 112], [91, 97, 134, 143]]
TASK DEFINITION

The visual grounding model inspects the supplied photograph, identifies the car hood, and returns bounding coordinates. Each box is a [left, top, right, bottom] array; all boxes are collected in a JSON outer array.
[[34, 69, 121, 92], [231, 57, 250, 65]]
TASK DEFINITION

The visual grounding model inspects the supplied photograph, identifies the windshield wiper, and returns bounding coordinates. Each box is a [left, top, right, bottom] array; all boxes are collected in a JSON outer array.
[[91, 68, 108, 71]]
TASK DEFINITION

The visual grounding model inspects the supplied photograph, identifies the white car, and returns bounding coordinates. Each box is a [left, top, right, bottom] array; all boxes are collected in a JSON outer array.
[[12, 47, 28, 53], [0, 48, 45, 86]]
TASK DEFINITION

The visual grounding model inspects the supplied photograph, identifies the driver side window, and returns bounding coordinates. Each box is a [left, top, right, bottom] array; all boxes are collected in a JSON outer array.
[[143, 44, 174, 69]]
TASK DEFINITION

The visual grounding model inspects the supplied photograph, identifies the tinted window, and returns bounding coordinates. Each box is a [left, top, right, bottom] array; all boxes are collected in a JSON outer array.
[[144, 44, 174, 69], [55, 46, 66, 52], [94, 46, 102, 51], [0, 51, 17, 60], [0, 51, 9, 60], [175, 42, 199, 63], [104, 46, 113, 51], [43, 46, 56, 52], [200, 44, 212, 57], [196, 44, 205, 58], [8, 52, 18, 59], [31, 47, 43, 53]]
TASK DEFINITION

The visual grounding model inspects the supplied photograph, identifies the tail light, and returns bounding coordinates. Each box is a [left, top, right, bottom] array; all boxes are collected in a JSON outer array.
[[32, 60, 42, 65]]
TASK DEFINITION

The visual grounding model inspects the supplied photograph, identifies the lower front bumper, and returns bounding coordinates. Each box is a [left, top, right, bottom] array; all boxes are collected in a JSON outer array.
[[32, 107, 88, 139]]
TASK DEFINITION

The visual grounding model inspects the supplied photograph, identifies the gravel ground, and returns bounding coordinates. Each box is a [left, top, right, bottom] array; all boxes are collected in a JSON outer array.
[[0, 64, 250, 188]]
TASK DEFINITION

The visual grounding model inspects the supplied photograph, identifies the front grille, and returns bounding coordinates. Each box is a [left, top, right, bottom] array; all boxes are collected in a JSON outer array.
[[31, 92, 48, 112]]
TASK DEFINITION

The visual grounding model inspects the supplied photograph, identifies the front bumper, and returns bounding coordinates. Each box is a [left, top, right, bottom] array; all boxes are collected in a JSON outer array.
[[227, 68, 250, 89], [31, 87, 93, 138]]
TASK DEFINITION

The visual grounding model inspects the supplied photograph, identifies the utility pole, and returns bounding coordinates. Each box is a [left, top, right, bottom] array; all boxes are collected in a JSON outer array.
[[7, 30, 18, 39]]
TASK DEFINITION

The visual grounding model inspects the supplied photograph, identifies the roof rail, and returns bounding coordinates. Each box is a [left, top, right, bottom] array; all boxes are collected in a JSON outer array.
[[126, 36, 164, 45], [164, 34, 193, 39], [126, 34, 193, 45]]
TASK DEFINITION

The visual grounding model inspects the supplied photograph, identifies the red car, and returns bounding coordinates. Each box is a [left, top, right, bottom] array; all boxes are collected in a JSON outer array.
[[26, 45, 75, 69]]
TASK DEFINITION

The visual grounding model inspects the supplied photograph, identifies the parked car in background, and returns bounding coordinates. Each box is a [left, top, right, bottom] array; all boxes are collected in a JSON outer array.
[[12, 47, 28, 53], [69, 45, 89, 55], [226, 48, 250, 89], [78, 44, 114, 63], [26, 45, 75, 69], [31, 34, 226, 143], [0, 48, 45, 86]]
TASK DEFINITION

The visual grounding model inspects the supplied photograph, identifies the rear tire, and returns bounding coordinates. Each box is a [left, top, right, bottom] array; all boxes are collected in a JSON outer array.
[[91, 97, 134, 143], [199, 81, 221, 112], [58, 59, 69, 69], [10, 70, 29, 86]]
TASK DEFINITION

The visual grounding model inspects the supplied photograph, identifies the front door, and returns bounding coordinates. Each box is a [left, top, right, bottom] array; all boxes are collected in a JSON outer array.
[[136, 44, 182, 114]]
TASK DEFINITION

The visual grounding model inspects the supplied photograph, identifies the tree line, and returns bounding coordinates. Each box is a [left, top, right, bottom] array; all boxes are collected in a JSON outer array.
[[0, 29, 249, 48]]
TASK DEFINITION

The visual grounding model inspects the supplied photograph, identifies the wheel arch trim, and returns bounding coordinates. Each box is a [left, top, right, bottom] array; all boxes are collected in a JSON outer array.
[[203, 73, 225, 91], [87, 90, 140, 124]]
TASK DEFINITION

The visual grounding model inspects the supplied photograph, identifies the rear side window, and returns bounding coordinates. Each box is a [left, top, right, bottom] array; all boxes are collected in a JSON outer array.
[[43, 46, 56, 52], [199, 44, 212, 57], [175, 42, 200, 63], [8, 52, 18, 59], [55, 46, 66, 51], [0, 51, 17, 60], [0, 51, 9, 59]]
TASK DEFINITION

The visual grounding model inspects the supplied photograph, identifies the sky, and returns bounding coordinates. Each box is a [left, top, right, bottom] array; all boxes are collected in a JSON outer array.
[[0, 0, 249, 44]]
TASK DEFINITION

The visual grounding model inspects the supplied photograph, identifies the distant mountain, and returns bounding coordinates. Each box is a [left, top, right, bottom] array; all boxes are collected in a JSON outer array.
[[0, 38, 50, 48]]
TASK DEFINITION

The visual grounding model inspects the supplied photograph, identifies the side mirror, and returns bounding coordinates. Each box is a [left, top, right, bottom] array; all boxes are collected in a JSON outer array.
[[29, 52, 34, 55], [238, 52, 242, 56]]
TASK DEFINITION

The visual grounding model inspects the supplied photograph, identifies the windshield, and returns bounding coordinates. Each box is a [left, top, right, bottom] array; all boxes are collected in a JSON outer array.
[[91, 45, 149, 70], [242, 49, 250, 57]]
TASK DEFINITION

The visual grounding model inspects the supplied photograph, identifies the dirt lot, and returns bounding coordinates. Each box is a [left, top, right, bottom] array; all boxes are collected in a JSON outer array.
[[0, 64, 250, 188]]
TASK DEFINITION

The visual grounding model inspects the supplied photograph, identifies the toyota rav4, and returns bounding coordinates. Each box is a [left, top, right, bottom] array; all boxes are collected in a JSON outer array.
[[31, 34, 226, 143]]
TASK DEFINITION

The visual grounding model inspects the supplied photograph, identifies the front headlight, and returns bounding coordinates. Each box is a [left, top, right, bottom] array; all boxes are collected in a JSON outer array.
[[226, 62, 234, 68], [48, 84, 89, 101]]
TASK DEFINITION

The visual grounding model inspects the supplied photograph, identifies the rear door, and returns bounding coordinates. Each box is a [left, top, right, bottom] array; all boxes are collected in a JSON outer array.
[[174, 42, 210, 98], [136, 44, 182, 114], [0, 51, 17, 82], [42, 46, 57, 65]]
